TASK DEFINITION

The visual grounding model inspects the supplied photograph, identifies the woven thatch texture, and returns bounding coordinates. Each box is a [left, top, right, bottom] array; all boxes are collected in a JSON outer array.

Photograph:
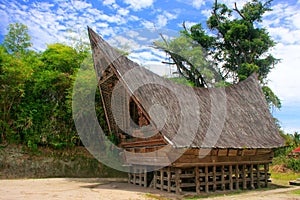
[[88, 27, 284, 149]]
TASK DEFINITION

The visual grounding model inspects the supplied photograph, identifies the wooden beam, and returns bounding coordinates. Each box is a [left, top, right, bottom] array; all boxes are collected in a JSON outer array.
[[242, 164, 247, 190], [173, 160, 272, 168], [235, 164, 239, 190], [144, 168, 147, 187], [175, 168, 181, 194], [264, 163, 269, 187], [221, 165, 225, 190], [205, 166, 209, 193], [120, 138, 166, 148], [229, 165, 233, 190], [195, 167, 200, 195], [98, 84, 112, 133], [167, 167, 171, 192], [160, 169, 164, 191], [250, 164, 254, 189], [213, 165, 216, 192]]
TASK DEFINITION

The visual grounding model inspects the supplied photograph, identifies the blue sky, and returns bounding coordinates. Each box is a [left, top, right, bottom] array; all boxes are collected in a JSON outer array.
[[0, 0, 299, 134]]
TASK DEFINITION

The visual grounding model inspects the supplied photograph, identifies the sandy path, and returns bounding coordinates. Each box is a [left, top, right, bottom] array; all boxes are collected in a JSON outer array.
[[0, 178, 299, 200]]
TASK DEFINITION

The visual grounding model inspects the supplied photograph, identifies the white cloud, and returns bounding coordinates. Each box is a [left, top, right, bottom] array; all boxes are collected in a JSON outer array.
[[0, 10, 9, 35], [268, 43, 300, 103], [72, 0, 91, 10], [192, 0, 205, 9], [117, 7, 129, 16], [108, 35, 141, 52], [144, 11, 177, 29], [102, 0, 115, 6], [157, 14, 168, 27], [0, 0, 138, 50], [124, 0, 154, 11], [141, 20, 155, 29], [263, 2, 300, 105]]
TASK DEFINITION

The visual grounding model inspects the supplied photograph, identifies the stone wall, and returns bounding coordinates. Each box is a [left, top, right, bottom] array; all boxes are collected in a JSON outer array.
[[0, 145, 126, 179]]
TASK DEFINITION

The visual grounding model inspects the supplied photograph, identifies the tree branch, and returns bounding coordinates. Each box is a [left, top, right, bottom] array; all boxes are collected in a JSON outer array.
[[233, 2, 246, 20]]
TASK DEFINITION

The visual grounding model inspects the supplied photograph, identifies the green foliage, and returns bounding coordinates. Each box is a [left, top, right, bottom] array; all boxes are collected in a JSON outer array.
[[3, 23, 32, 55], [0, 23, 101, 150], [0, 45, 33, 142], [178, 0, 280, 108], [41, 43, 84, 73], [154, 34, 219, 87], [287, 158, 300, 172], [168, 77, 195, 87]]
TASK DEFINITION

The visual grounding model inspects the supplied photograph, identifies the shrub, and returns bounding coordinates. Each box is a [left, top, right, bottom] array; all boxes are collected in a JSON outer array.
[[287, 158, 300, 172]]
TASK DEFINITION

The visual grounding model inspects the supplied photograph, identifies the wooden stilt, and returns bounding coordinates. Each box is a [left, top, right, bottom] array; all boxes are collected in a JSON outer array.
[[133, 167, 136, 185], [221, 165, 225, 190], [205, 166, 209, 193], [175, 168, 181, 194], [153, 171, 157, 189], [235, 164, 239, 190], [144, 168, 147, 187], [229, 165, 233, 190], [160, 169, 164, 191], [139, 168, 142, 186], [167, 167, 171, 192], [257, 164, 261, 189], [250, 164, 254, 189], [242, 164, 247, 190], [264, 163, 269, 187], [213, 165, 216, 192], [195, 167, 200, 195]]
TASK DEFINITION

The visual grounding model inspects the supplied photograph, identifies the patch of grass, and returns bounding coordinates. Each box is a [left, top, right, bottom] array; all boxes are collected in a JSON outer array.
[[291, 189, 300, 195], [270, 170, 300, 186], [144, 193, 170, 200]]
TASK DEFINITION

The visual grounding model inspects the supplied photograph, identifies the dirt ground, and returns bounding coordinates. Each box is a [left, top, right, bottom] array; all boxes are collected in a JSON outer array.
[[0, 178, 300, 200]]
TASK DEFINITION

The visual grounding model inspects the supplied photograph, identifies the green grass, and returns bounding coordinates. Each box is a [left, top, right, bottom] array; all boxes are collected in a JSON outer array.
[[291, 189, 300, 195], [144, 193, 171, 200], [270, 170, 300, 186]]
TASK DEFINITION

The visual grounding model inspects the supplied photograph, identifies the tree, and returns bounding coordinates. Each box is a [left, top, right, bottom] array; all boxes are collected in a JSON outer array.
[[155, 0, 281, 108], [3, 23, 32, 55], [41, 43, 85, 74], [184, 0, 280, 107], [154, 34, 220, 87], [0, 45, 33, 143]]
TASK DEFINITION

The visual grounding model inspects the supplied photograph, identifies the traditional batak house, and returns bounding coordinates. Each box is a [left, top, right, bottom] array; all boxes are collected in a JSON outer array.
[[88, 27, 284, 194]]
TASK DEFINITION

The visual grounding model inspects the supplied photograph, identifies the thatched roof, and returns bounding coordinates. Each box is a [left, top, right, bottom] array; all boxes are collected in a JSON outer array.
[[88, 27, 284, 149]]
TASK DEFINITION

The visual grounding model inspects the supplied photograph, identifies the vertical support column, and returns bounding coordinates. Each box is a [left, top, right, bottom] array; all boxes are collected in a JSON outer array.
[[235, 164, 239, 190], [221, 165, 225, 191], [205, 166, 209, 193], [139, 167, 142, 186], [250, 164, 254, 189], [175, 168, 181, 194], [133, 167, 136, 185], [160, 169, 164, 191], [128, 167, 131, 184], [167, 167, 171, 192], [213, 165, 217, 192], [195, 167, 200, 195], [242, 164, 247, 190], [257, 164, 260, 189], [153, 171, 157, 189], [264, 163, 269, 187], [144, 168, 147, 188], [229, 165, 233, 190]]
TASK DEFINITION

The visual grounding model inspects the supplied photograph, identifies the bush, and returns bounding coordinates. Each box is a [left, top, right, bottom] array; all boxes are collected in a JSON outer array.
[[287, 158, 300, 172]]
